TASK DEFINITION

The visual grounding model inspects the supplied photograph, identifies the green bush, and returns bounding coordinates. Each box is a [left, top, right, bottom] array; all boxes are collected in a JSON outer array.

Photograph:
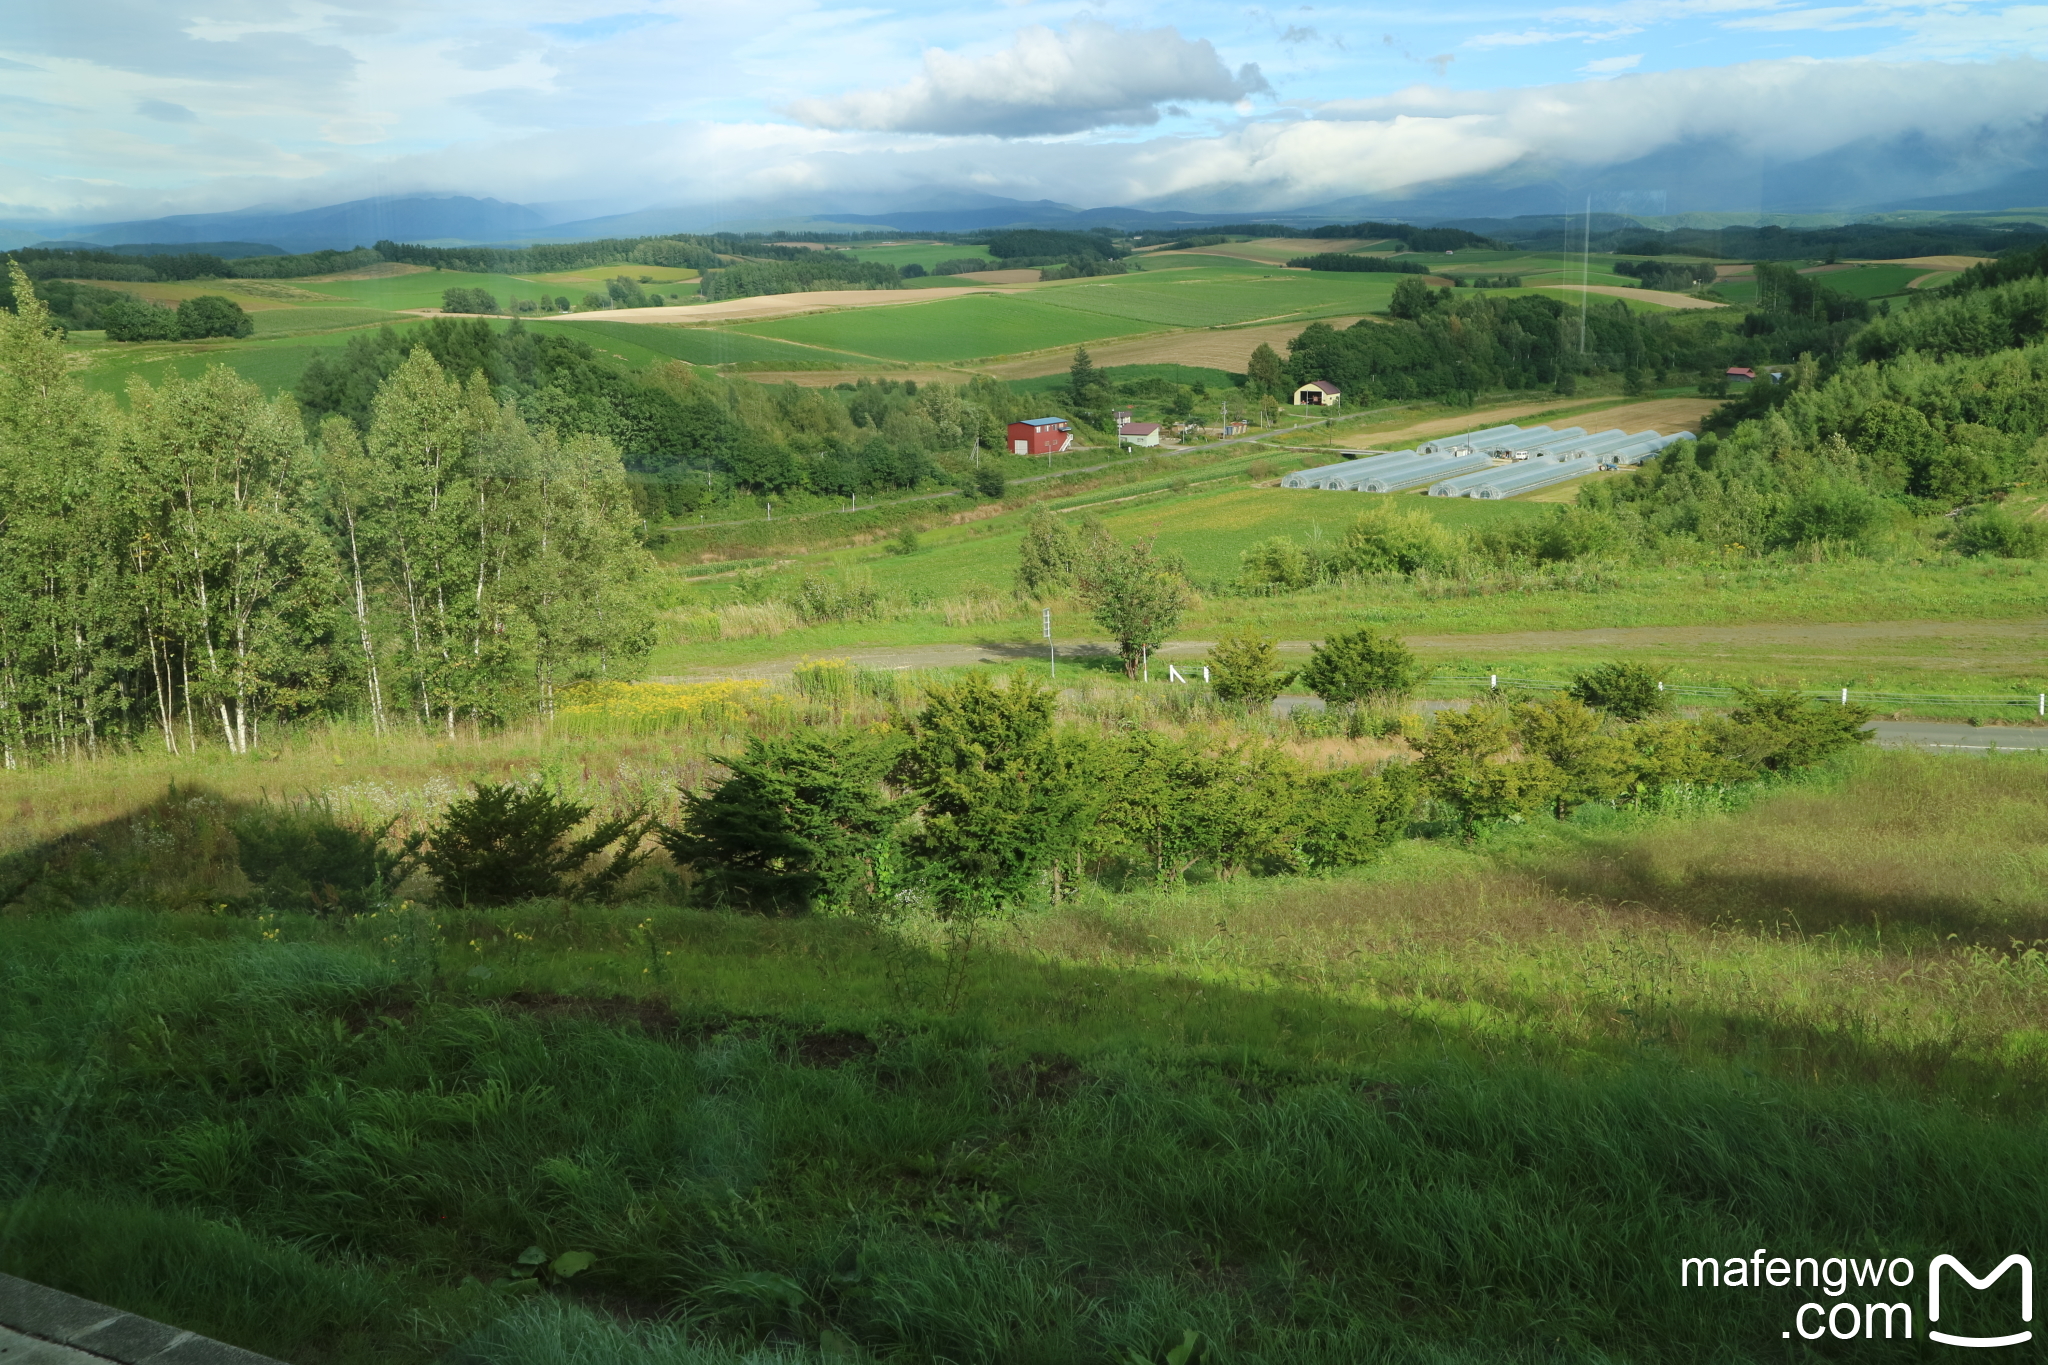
[[1949, 504, 2047, 558], [660, 730, 903, 914], [420, 782, 651, 905], [1568, 661, 1672, 721], [233, 804, 408, 917], [1204, 627, 1295, 706], [1299, 627, 1428, 706], [1713, 687, 1875, 772]]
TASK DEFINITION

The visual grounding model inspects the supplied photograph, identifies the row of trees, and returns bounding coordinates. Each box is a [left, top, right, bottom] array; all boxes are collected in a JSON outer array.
[[1283, 291, 1724, 405], [1614, 259, 1718, 292], [664, 656, 1869, 916], [1285, 254, 1429, 274], [294, 320, 1025, 505], [667, 673, 1414, 916], [100, 294, 255, 342], [0, 265, 652, 762]]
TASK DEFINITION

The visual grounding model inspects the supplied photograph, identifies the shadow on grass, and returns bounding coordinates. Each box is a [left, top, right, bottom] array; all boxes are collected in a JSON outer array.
[[4, 897, 2046, 1365]]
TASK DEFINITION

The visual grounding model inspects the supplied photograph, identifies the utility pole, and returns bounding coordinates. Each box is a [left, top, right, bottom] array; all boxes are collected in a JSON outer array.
[[1043, 607, 1054, 679]]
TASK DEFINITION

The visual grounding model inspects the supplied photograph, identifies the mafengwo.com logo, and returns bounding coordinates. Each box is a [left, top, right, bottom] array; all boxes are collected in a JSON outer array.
[[1681, 1250, 2032, 1346]]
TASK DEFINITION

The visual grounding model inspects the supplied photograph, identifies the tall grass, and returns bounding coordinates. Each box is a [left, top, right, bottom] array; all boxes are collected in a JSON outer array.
[[3, 752, 2047, 1363]]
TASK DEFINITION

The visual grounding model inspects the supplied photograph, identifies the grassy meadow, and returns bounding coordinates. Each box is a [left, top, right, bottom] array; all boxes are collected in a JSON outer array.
[[4, 676, 2047, 1363], [844, 243, 997, 271]]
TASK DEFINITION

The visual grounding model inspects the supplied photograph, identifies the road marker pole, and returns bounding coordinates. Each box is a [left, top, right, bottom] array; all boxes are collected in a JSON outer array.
[[1043, 608, 1054, 679]]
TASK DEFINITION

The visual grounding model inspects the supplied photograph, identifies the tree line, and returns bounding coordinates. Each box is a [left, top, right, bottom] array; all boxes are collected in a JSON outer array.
[[0, 265, 652, 764], [1279, 290, 1724, 405]]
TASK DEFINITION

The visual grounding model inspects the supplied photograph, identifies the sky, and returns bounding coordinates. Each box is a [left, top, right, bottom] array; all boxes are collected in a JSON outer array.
[[5, 0, 2048, 227]]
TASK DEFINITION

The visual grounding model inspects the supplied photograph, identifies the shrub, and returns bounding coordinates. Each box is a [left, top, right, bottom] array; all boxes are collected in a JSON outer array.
[[1294, 762, 1418, 869], [1712, 687, 1874, 772], [1299, 627, 1428, 706], [972, 465, 1007, 499], [660, 730, 903, 914], [1950, 505, 2047, 558], [887, 525, 921, 556], [1205, 627, 1295, 706], [899, 262, 928, 279], [1333, 503, 1463, 575], [419, 782, 652, 905], [233, 804, 409, 916], [1414, 708, 1563, 828], [1568, 661, 1672, 721], [175, 294, 253, 339], [1237, 536, 1314, 591], [790, 573, 879, 623]]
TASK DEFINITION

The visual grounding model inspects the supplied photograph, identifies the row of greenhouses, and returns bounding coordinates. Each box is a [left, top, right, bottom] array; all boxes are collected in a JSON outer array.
[[1281, 423, 1693, 499]]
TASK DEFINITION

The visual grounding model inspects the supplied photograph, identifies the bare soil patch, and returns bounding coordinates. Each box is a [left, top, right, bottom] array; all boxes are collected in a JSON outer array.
[[1545, 284, 1726, 310], [1866, 255, 1991, 271], [931, 269, 1041, 285]]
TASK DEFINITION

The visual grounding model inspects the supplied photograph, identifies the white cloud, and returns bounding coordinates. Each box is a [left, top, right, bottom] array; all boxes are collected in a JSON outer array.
[[1581, 52, 1645, 71], [784, 21, 1271, 136]]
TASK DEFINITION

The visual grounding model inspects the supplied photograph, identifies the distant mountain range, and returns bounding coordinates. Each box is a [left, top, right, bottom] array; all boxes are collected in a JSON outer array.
[[7, 161, 2047, 258]]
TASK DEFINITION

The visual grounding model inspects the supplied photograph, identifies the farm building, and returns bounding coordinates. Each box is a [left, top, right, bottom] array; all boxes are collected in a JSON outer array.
[[1008, 418, 1073, 455], [1292, 380, 1341, 407], [1726, 367, 1756, 382], [1220, 418, 1248, 436], [1118, 421, 1162, 448]]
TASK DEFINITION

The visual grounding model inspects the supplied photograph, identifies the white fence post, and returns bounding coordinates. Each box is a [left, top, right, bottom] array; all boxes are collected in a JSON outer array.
[[1840, 687, 1848, 706]]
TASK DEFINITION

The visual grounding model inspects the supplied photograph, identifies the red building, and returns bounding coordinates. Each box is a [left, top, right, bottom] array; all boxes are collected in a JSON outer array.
[[1008, 417, 1073, 455]]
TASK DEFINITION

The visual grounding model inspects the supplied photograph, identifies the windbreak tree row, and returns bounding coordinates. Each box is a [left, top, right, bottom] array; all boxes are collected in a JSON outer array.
[[0, 265, 653, 764]]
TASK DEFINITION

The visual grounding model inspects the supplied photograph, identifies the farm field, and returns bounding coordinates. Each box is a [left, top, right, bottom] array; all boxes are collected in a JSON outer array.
[[1026, 268, 1404, 328], [731, 291, 1165, 362], [543, 318, 881, 368], [845, 242, 995, 271]]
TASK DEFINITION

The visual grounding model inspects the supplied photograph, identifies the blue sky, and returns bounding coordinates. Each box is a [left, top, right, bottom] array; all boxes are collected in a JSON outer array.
[[4, 0, 2047, 225]]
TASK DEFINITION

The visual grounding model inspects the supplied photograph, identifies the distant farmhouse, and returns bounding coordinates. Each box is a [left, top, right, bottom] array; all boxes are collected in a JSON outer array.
[[1118, 420, 1161, 448], [1293, 379, 1341, 407], [1008, 417, 1073, 455]]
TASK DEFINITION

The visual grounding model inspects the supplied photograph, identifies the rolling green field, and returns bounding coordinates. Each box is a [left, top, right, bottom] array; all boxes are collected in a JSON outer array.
[[733, 292, 1162, 362], [247, 306, 411, 337], [845, 242, 996, 271], [293, 269, 569, 311], [1029, 270, 1402, 328], [1799, 263, 1925, 298], [544, 318, 879, 368]]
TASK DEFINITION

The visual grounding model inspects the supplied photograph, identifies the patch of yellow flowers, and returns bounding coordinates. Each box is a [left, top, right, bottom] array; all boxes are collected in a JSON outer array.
[[557, 679, 766, 726]]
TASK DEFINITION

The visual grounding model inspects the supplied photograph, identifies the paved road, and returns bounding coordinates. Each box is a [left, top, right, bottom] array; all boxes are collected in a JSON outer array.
[[1868, 720, 2048, 750]]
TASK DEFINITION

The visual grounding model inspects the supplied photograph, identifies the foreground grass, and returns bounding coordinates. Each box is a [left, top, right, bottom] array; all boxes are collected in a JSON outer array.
[[4, 750, 2047, 1362]]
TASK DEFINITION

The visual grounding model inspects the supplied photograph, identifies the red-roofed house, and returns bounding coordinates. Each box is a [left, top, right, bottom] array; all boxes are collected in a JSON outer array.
[[1008, 417, 1072, 455], [1293, 379, 1341, 407], [1726, 367, 1756, 382]]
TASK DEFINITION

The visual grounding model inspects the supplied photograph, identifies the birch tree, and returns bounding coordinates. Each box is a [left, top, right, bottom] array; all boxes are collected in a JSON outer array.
[[122, 367, 340, 754], [0, 262, 126, 763]]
